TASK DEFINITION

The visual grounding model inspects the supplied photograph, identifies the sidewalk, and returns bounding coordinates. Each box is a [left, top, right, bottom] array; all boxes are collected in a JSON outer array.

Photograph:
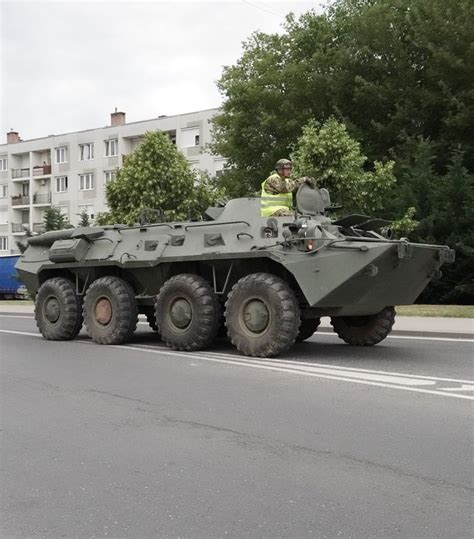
[[1, 304, 472, 337]]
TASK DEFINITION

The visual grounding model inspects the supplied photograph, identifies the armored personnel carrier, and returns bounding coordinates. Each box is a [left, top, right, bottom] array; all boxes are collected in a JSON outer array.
[[16, 185, 454, 357]]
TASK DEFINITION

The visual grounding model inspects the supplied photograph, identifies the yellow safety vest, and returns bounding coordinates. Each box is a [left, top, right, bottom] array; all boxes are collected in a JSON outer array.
[[260, 179, 293, 217]]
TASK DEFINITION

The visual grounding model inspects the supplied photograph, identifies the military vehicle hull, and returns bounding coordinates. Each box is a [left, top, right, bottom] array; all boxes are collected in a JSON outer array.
[[16, 192, 454, 357]]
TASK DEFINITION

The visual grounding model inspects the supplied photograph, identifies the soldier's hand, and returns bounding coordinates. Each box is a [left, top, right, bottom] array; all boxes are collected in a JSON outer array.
[[304, 176, 315, 188]]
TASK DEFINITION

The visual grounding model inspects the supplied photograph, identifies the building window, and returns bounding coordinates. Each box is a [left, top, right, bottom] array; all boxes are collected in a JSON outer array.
[[0, 158, 7, 171], [104, 170, 116, 183], [55, 176, 68, 193], [55, 147, 68, 164], [0, 210, 7, 224], [105, 139, 118, 157], [78, 204, 95, 221], [180, 127, 200, 148], [214, 158, 227, 177], [79, 143, 94, 161], [0, 237, 7, 251], [79, 173, 94, 191], [0, 185, 7, 198]]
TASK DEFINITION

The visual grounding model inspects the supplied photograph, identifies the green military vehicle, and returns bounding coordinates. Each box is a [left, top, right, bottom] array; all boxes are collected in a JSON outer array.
[[16, 185, 454, 357]]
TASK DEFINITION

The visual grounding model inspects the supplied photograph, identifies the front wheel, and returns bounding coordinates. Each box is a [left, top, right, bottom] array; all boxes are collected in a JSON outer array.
[[225, 273, 300, 357], [35, 277, 83, 340], [330, 307, 395, 346]]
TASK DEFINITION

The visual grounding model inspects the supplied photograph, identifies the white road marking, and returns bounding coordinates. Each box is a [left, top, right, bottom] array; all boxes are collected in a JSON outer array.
[[0, 314, 35, 319], [1, 315, 473, 342], [119, 343, 474, 401], [437, 384, 474, 392], [0, 329, 41, 337], [198, 348, 474, 384], [1, 328, 473, 401]]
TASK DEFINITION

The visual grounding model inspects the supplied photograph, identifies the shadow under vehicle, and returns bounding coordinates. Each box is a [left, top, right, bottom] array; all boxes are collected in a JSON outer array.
[[16, 185, 454, 357]]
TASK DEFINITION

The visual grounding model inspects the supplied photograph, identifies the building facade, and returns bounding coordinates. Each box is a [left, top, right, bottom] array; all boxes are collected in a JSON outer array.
[[0, 108, 225, 254]]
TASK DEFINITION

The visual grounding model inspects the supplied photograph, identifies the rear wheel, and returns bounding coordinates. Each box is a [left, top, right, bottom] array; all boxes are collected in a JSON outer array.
[[35, 277, 83, 340], [155, 274, 220, 351], [331, 306, 395, 346], [143, 307, 161, 339], [296, 318, 321, 342], [225, 273, 300, 357], [83, 276, 138, 344]]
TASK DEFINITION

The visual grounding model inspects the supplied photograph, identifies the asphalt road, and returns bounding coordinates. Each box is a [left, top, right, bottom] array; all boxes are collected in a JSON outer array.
[[1, 313, 473, 538]]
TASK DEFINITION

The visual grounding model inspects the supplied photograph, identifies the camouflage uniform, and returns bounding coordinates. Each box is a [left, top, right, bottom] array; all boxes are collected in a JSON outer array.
[[262, 173, 309, 216]]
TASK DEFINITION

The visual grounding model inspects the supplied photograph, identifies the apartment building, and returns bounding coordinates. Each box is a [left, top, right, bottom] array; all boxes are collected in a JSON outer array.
[[0, 108, 226, 254]]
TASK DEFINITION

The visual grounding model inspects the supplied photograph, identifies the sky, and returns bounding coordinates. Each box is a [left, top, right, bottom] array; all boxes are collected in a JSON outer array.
[[1, 0, 321, 142]]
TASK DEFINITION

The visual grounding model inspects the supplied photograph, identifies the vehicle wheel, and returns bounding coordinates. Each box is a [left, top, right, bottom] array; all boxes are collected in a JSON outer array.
[[225, 273, 300, 357], [146, 312, 158, 331], [35, 277, 83, 340], [155, 274, 220, 351], [330, 306, 395, 346], [144, 308, 162, 340], [296, 318, 321, 342], [83, 276, 138, 344]]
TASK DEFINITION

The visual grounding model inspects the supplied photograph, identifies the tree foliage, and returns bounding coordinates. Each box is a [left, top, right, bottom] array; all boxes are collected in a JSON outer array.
[[43, 207, 71, 231], [211, 0, 473, 183], [211, 0, 473, 303], [96, 131, 223, 226], [291, 118, 396, 215], [78, 209, 90, 228]]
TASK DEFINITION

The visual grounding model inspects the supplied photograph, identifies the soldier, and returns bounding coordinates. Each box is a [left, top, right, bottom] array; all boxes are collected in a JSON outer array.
[[261, 158, 313, 217]]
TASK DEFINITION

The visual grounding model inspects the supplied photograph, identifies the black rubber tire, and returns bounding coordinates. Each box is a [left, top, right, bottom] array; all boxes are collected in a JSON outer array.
[[146, 312, 158, 331], [144, 308, 162, 340], [225, 273, 300, 357], [296, 318, 321, 342], [155, 274, 220, 351], [83, 276, 138, 345], [331, 306, 396, 346], [35, 277, 83, 340]]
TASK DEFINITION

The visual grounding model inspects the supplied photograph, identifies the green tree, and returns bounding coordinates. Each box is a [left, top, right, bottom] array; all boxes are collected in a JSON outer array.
[[43, 207, 70, 231], [291, 118, 396, 215], [78, 209, 90, 228], [211, 0, 473, 180], [424, 150, 474, 304], [96, 131, 223, 225], [210, 0, 473, 303]]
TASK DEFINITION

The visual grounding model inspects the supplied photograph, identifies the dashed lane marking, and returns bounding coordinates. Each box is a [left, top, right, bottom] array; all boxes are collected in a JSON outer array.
[[1, 328, 473, 401]]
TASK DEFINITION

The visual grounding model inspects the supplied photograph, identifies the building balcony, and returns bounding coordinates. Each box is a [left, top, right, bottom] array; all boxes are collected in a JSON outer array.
[[33, 165, 52, 176], [32, 222, 46, 233], [12, 168, 30, 179], [11, 223, 27, 234], [11, 195, 30, 206], [32, 192, 52, 205]]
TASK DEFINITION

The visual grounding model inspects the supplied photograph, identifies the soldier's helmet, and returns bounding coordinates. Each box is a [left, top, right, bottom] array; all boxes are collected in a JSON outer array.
[[275, 158, 292, 171]]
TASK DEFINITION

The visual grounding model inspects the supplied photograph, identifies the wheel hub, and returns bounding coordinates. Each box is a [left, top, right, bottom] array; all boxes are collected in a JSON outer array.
[[242, 299, 269, 334], [44, 296, 60, 323], [169, 298, 192, 329], [95, 297, 113, 325]]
